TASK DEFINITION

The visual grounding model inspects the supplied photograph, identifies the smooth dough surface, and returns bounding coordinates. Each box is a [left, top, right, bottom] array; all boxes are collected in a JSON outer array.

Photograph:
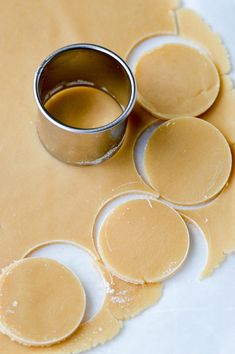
[[0, 258, 86, 346], [202, 75, 235, 145], [177, 8, 230, 74], [144, 117, 232, 205], [45, 87, 123, 129], [97, 199, 189, 284], [0, 0, 234, 352], [135, 43, 220, 119]]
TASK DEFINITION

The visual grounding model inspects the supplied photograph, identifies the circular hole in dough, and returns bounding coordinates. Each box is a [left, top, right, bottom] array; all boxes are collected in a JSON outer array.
[[135, 43, 220, 119], [0, 258, 86, 347], [97, 198, 190, 284], [144, 117, 232, 206]]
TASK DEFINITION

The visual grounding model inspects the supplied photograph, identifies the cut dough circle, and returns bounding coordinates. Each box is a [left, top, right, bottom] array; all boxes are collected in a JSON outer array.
[[0, 258, 86, 347], [135, 43, 220, 119], [144, 117, 232, 205], [97, 199, 190, 284]]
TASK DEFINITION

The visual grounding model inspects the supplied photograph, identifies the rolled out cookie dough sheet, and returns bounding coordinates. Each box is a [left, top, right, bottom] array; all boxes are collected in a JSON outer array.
[[0, 1, 176, 351], [0, 0, 232, 270], [0, 258, 86, 347], [0, 0, 180, 269], [52, 0, 180, 58], [0, 112, 154, 269], [135, 44, 220, 119], [176, 8, 230, 74], [0, 98, 160, 351], [0, 0, 234, 352]]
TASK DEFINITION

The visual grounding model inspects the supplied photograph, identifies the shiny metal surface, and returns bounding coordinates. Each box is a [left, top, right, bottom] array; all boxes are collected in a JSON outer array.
[[34, 44, 136, 165]]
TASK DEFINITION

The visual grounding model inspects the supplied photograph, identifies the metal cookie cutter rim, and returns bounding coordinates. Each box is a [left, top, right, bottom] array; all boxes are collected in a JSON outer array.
[[34, 43, 136, 135]]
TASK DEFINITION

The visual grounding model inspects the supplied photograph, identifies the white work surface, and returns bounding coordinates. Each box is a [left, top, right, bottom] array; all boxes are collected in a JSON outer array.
[[32, 1, 235, 353]]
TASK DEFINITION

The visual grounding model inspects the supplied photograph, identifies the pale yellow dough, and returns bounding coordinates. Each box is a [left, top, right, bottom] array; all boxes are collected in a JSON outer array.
[[45, 87, 123, 129], [202, 75, 235, 145], [0, 0, 234, 352], [181, 146, 235, 277], [98, 199, 190, 284], [0, 2, 171, 350], [144, 117, 232, 205], [177, 8, 230, 74], [0, 258, 86, 347], [135, 44, 220, 119], [0, 248, 162, 354]]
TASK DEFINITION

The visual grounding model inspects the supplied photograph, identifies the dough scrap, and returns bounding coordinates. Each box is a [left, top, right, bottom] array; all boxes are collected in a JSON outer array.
[[97, 199, 189, 284], [106, 272, 163, 320], [44, 86, 123, 129], [98, 261, 163, 321], [144, 117, 232, 205], [202, 75, 235, 145], [135, 44, 220, 119], [0, 258, 86, 347], [0, 306, 122, 354], [177, 8, 230, 74], [182, 145, 235, 277]]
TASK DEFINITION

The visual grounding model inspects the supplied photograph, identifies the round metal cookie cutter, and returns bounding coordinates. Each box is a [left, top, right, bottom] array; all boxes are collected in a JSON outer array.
[[34, 44, 136, 165]]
